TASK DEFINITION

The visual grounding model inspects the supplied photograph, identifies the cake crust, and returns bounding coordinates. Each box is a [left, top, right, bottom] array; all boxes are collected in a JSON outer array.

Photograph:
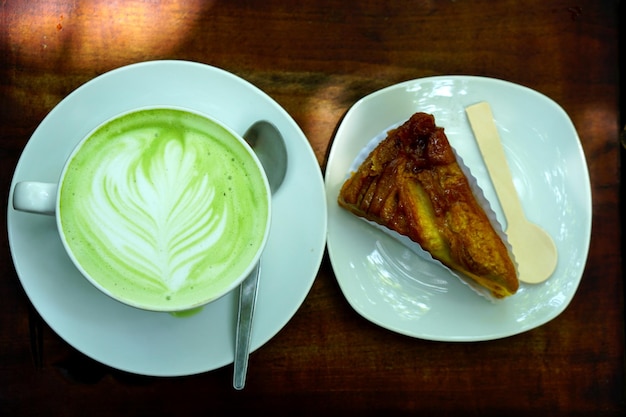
[[338, 112, 519, 298]]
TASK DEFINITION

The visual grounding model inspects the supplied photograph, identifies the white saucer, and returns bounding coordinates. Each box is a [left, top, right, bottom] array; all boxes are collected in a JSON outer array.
[[8, 60, 327, 376], [325, 76, 591, 341]]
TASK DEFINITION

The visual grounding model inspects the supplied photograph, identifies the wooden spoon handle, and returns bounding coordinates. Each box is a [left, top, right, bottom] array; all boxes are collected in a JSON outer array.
[[465, 101, 525, 225]]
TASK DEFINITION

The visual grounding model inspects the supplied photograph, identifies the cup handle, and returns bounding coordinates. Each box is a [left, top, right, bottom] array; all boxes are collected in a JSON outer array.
[[13, 182, 58, 215]]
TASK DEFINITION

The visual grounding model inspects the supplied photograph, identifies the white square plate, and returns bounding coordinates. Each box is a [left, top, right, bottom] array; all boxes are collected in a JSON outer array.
[[325, 76, 591, 341]]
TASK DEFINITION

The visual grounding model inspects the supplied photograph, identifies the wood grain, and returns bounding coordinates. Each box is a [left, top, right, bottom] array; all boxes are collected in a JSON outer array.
[[0, 1, 622, 415]]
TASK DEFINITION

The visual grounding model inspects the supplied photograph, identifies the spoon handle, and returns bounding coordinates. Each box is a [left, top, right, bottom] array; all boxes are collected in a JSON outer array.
[[465, 101, 526, 223], [233, 262, 261, 390]]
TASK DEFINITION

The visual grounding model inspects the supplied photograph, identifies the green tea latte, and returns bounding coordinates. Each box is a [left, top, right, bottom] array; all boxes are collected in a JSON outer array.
[[59, 108, 270, 311]]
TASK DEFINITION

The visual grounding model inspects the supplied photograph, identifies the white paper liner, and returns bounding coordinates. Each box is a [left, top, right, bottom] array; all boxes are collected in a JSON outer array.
[[344, 121, 518, 302]]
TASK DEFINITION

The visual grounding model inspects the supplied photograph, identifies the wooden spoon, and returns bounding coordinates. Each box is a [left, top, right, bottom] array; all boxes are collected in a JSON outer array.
[[465, 101, 557, 284]]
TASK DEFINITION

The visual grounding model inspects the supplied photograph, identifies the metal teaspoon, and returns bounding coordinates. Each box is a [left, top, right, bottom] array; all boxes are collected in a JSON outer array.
[[233, 120, 287, 390]]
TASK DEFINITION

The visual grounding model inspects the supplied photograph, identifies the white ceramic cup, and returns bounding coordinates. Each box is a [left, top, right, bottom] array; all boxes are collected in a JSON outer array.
[[13, 107, 271, 312]]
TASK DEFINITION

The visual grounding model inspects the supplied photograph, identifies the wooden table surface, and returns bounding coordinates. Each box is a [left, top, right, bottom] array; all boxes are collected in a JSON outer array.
[[1, 1, 623, 415]]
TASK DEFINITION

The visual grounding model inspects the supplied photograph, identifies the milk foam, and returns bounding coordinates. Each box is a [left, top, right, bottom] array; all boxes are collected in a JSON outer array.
[[59, 109, 269, 310]]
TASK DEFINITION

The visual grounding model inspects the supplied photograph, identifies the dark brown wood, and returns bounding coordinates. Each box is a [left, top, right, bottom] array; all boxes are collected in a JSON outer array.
[[1, 1, 622, 415]]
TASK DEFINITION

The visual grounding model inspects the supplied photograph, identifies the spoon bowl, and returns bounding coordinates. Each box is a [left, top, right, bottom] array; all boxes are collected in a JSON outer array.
[[244, 121, 287, 194], [506, 219, 558, 284]]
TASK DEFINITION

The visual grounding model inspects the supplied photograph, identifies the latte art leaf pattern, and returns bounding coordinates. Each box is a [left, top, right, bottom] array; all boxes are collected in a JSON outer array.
[[89, 137, 227, 292]]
